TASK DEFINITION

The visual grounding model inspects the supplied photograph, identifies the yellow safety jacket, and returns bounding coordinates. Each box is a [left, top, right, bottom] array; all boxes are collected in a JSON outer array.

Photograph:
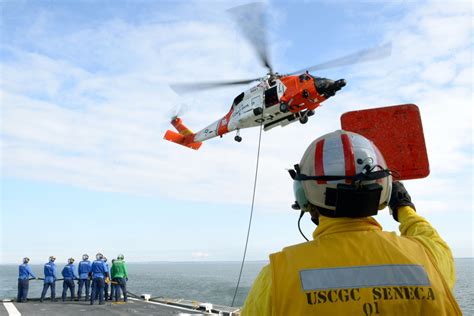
[[241, 207, 461, 316]]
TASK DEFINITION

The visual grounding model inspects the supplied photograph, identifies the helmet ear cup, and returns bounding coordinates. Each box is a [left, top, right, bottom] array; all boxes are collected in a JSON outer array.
[[293, 181, 310, 212]]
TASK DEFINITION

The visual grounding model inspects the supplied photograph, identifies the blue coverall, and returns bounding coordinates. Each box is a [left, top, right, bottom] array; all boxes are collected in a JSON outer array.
[[77, 259, 92, 300], [103, 262, 110, 300], [17, 263, 36, 302], [40, 261, 57, 302], [61, 264, 78, 301], [90, 260, 108, 305]]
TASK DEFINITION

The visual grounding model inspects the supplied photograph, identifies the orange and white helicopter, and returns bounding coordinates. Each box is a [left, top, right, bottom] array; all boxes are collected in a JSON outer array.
[[164, 3, 391, 150]]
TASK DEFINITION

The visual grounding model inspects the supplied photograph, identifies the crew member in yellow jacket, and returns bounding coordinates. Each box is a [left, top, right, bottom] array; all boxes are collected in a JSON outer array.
[[241, 130, 461, 316]]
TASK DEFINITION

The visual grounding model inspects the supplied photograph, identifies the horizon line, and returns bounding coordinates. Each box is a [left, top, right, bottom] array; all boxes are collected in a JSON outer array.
[[1, 257, 472, 265]]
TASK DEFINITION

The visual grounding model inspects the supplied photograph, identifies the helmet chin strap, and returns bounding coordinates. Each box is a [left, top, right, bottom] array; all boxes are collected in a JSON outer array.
[[289, 163, 392, 183]]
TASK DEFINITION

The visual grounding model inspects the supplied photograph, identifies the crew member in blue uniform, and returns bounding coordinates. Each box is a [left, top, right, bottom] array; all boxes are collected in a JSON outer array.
[[89, 253, 109, 305], [77, 254, 92, 301], [61, 258, 78, 301], [103, 257, 110, 301], [40, 256, 57, 302], [17, 257, 36, 302]]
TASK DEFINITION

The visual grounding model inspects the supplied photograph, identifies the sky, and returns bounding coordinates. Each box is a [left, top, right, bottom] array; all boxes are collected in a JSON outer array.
[[0, 0, 472, 264]]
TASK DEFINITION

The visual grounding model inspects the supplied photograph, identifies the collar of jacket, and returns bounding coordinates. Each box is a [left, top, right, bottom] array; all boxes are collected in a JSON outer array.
[[312, 216, 383, 240]]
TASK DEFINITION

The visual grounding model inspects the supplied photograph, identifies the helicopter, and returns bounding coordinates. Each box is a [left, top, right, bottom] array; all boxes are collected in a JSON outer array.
[[164, 3, 391, 150]]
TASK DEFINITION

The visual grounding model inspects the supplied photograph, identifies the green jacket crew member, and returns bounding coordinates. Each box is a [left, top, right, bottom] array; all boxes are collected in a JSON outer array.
[[111, 254, 128, 302]]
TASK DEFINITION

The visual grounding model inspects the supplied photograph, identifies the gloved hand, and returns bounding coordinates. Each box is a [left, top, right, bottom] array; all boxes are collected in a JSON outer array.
[[389, 181, 416, 222], [125, 277, 128, 282], [105, 277, 110, 284]]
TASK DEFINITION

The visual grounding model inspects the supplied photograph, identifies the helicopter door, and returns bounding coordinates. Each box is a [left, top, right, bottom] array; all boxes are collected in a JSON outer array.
[[264, 86, 279, 108], [251, 96, 261, 109]]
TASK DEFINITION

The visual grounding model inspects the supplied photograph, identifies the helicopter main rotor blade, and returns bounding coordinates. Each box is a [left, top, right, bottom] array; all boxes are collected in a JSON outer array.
[[288, 42, 392, 75], [170, 78, 260, 94], [227, 2, 273, 73]]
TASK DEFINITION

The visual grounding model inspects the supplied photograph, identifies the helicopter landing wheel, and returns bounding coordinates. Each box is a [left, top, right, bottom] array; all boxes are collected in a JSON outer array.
[[299, 116, 308, 124], [234, 135, 242, 142]]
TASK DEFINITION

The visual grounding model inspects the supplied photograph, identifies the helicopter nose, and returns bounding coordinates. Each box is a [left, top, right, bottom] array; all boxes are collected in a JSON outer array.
[[335, 79, 346, 88], [314, 78, 346, 98]]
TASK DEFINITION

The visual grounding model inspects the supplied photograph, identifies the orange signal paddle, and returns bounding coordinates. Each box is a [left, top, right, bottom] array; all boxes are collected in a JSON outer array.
[[341, 104, 429, 180]]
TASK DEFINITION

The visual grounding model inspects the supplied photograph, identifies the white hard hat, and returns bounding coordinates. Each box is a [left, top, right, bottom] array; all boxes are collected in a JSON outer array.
[[82, 254, 89, 260], [291, 130, 392, 217], [96, 253, 103, 260]]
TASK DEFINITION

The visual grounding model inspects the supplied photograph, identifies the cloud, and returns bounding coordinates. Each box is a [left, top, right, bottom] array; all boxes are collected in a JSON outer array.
[[192, 251, 210, 259], [1, 1, 472, 220]]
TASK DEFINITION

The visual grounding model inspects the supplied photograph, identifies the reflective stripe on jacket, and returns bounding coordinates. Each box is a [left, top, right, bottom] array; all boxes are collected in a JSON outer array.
[[241, 207, 461, 316]]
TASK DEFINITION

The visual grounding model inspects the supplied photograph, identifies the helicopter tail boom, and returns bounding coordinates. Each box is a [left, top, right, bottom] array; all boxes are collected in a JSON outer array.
[[164, 117, 202, 150]]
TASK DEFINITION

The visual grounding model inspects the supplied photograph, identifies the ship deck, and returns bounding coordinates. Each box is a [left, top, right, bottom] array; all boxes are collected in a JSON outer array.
[[1, 297, 240, 315]]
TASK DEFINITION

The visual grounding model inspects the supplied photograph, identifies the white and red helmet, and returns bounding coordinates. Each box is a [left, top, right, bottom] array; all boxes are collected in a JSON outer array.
[[296, 130, 392, 214]]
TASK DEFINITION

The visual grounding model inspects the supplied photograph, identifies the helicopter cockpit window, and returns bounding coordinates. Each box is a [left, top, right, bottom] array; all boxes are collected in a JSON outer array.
[[233, 92, 245, 107], [299, 74, 311, 82]]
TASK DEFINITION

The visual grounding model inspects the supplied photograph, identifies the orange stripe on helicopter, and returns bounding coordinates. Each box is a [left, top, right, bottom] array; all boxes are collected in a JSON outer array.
[[217, 108, 234, 136]]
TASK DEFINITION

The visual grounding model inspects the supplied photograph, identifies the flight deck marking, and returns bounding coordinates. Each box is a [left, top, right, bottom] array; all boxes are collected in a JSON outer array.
[[128, 297, 203, 313], [3, 302, 21, 316]]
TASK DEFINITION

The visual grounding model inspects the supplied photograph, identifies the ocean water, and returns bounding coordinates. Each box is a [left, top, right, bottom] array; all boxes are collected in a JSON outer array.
[[1, 259, 472, 314]]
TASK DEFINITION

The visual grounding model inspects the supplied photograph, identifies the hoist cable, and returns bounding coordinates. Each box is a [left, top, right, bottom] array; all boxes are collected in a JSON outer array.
[[231, 117, 264, 307]]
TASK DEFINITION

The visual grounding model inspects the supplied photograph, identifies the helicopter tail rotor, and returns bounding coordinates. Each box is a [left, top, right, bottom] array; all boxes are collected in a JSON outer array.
[[169, 103, 188, 121]]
